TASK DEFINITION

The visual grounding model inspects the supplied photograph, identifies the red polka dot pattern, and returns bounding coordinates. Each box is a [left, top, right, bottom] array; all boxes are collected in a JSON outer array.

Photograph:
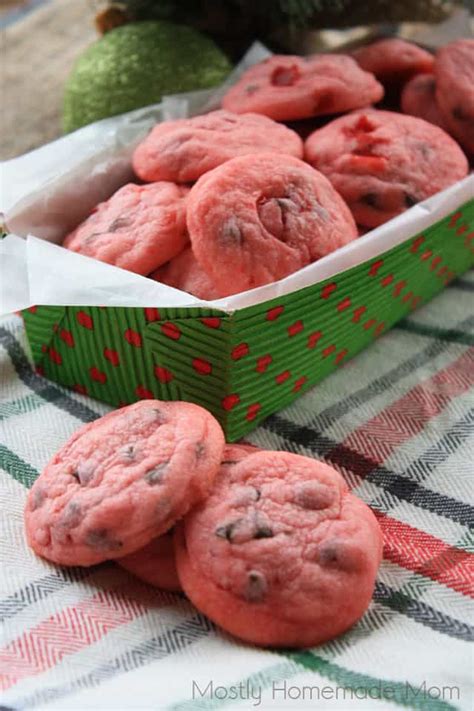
[[275, 370, 291, 384], [200, 317, 221, 329], [76, 311, 93, 330], [246, 403, 261, 421], [231, 343, 249, 360], [192, 358, 212, 376], [222, 394, 240, 411], [368, 259, 384, 276], [124, 329, 142, 348], [90, 366, 106, 383], [48, 348, 62, 365], [287, 320, 304, 337], [266, 305, 284, 321], [144, 307, 160, 322], [307, 331, 322, 349], [104, 348, 120, 367], [256, 355, 272, 373], [135, 385, 154, 399], [161, 322, 181, 340], [154, 365, 173, 383], [321, 282, 337, 299], [59, 329, 74, 348]]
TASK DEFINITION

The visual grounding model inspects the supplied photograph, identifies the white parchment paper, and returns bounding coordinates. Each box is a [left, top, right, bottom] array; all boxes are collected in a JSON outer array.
[[1, 36, 472, 317]]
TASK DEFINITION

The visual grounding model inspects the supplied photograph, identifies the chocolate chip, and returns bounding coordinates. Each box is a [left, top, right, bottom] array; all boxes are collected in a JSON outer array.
[[319, 543, 339, 565], [215, 518, 244, 542], [231, 486, 261, 507], [121, 445, 136, 461], [152, 408, 166, 423], [294, 482, 333, 510], [145, 462, 168, 485], [254, 523, 274, 539], [108, 216, 131, 232], [360, 193, 378, 207], [245, 83, 259, 95], [73, 462, 95, 486], [252, 510, 274, 539], [195, 442, 206, 459], [86, 528, 123, 551], [216, 513, 273, 542], [452, 106, 470, 122], [220, 218, 242, 246], [271, 65, 300, 86], [404, 193, 418, 208], [30, 487, 45, 511], [257, 197, 289, 238], [317, 539, 360, 570], [61, 502, 82, 528], [417, 143, 430, 159], [244, 570, 267, 602], [83, 231, 103, 244]]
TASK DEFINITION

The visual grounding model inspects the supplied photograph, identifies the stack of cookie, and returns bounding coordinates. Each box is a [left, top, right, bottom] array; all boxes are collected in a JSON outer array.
[[62, 38, 472, 299], [25, 400, 383, 648]]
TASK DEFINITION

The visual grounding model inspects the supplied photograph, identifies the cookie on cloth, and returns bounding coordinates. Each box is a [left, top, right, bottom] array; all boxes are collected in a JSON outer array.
[[175, 450, 383, 647], [118, 443, 260, 590], [186, 153, 358, 296], [25, 400, 225, 566], [63, 182, 189, 275], [434, 39, 474, 156], [222, 54, 383, 121], [352, 38, 434, 84], [118, 532, 181, 592], [150, 247, 222, 300], [133, 110, 303, 183], [401, 74, 448, 130], [305, 109, 468, 228]]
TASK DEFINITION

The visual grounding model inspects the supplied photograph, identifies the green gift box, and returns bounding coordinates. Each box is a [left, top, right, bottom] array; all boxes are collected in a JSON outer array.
[[20, 193, 474, 441]]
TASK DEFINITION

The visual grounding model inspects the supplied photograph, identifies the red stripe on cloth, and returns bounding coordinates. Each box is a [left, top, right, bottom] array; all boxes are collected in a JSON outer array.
[[322, 350, 474, 597], [338, 349, 474, 467], [0, 579, 159, 691], [375, 512, 474, 598]]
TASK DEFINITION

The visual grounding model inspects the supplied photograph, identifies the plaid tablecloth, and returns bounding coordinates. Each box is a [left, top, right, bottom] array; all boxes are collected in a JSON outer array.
[[1, 272, 473, 711]]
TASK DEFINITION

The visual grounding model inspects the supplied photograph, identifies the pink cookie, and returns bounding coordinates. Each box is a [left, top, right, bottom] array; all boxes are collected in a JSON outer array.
[[435, 39, 474, 156], [187, 153, 357, 295], [175, 450, 383, 648], [133, 110, 303, 183], [222, 54, 383, 121], [150, 247, 222, 300], [118, 532, 181, 592], [118, 443, 259, 589], [401, 74, 448, 129], [305, 109, 468, 228], [25, 401, 225, 566], [352, 38, 434, 84], [63, 182, 189, 275]]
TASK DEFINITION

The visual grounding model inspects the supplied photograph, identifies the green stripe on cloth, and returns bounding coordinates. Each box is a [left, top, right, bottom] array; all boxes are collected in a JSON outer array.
[[0, 444, 38, 488], [286, 651, 458, 711], [169, 661, 301, 711], [0, 325, 101, 423], [396, 321, 474, 346], [169, 650, 459, 711], [0, 393, 45, 421]]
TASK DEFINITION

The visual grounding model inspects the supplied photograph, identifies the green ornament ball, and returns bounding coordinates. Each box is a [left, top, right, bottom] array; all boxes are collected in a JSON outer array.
[[63, 20, 232, 132]]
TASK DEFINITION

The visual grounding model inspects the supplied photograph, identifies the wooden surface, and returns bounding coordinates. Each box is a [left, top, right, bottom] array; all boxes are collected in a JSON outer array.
[[1, 0, 97, 160]]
